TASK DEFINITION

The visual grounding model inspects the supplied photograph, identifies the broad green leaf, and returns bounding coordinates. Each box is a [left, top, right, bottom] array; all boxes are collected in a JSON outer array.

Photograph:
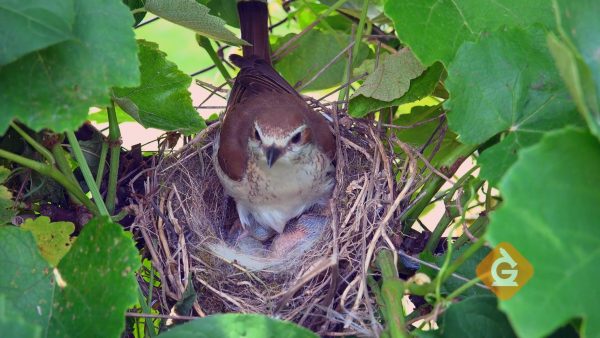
[[273, 30, 369, 91], [394, 105, 461, 167], [351, 50, 425, 102], [0, 295, 41, 338], [88, 105, 136, 124], [487, 128, 600, 338], [0, 227, 54, 333], [198, 0, 239, 28], [349, 62, 444, 117], [48, 217, 140, 337], [0, 217, 141, 338], [547, 0, 600, 140], [21, 216, 75, 266], [0, 0, 140, 135], [114, 40, 206, 135], [157, 313, 318, 338], [422, 296, 517, 338], [384, 0, 554, 66], [144, 0, 246, 46], [445, 27, 581, 185], [0, 0, 75, 65], [0, 166, 14, 224]]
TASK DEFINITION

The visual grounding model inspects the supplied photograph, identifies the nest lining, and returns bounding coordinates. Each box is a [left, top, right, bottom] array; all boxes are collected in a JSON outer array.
[[132, 100, 424, 336]]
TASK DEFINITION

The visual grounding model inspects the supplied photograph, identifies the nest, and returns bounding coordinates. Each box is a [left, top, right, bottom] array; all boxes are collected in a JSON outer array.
[[132, 98, 424, 336]]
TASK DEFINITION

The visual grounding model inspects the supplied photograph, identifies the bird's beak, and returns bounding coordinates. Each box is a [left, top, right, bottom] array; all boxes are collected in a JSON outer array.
[[265, 146, 282, 168]]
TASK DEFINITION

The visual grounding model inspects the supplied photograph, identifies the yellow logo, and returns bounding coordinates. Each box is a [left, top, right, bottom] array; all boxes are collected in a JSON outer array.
[[476, 242, 534, 300]]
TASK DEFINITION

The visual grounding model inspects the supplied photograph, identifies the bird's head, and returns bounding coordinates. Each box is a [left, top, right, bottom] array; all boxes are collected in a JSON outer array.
[[248, 111, 312, 168]]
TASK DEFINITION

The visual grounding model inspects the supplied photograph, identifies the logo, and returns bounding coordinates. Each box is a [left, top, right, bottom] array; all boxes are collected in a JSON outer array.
[[476, 242, 533, 300]]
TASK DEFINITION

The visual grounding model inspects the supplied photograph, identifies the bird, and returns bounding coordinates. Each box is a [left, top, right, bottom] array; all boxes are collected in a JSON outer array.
[[213, 0, 335, 242]]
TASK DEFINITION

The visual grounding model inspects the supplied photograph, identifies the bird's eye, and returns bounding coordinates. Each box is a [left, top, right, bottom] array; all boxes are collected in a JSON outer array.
[[290, 132, 301, 144], [254, 129, 262, 142]]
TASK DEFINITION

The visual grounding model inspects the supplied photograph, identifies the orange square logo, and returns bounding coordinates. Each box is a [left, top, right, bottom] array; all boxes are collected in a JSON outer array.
[[476, 242, 534, 300]]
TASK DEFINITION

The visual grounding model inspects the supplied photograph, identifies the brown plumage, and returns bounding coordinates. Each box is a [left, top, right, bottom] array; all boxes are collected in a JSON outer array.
[[213, 0, 335, 240]]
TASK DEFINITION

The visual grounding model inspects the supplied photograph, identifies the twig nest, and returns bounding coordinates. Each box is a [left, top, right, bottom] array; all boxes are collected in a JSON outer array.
[[133, 101, 419, 335]]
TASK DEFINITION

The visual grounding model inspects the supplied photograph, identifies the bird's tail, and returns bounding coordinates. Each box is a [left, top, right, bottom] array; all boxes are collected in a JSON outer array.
[[238, 0, 271, 65]]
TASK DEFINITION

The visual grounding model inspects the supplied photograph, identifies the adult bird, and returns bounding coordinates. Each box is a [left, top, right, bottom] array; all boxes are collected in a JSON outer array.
[[213, 0, 336, 242]]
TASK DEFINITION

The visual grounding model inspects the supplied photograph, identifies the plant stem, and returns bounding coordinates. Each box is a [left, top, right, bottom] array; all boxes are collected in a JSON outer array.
[[0, 149, 98, 214], [95, 140, 108, 188], [446, 276, 482, 301], [9, 122, 55, 165], [50, 142, 79, 185], [376, 250, 409, 338], [436, 236, 485, 286], [401, 144, 477, 233], [66, 131, 109, 216], [196, 35, 232, 85], [453, 216, 488, 249], [106, 103, 121, 215], [423, 175, 483, 254], [338, 0, 369, 104]]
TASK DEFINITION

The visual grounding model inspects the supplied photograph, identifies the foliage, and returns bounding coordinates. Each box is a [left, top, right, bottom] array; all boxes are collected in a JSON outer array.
[[113, 40, 206, 135], [0, 0, 598, 337], [0, 217, 140, 337], [157, 314, 318, 338], [487, 128, 600, 338]]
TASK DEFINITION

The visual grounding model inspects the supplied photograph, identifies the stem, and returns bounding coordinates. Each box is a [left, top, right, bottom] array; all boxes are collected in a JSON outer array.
[[50, 142, 79, 185], [95, 140, 108, 188], [453, 216, 488, 249], [196, 35, 232, 84], [106, 103, 121, 215], [338, 0, 369, 103], [436, 236, 485, 286], [423, 176, 483, 254], [9, 122, 55, 165], [376, 250, 409, 338], [446, 276, 482, 301], [402, 144, 477, 233], [0, 149, 98, 214], [66, 131, 109, 216]]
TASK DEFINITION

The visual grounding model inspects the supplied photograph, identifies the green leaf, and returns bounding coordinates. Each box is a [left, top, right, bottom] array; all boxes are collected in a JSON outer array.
[[487, 128, 600, 338], [0, 227, 54, 333], [425, 296, 517, 338], [445, 27, 581, 184], [0, 0, 75, 66], [114, 40, 206, 135], [273, 30, 369, 91], [21, 216, 75, 267], [88, 105, 136, 124], [0, 217, 141, 338], [157, 314, 318, 338], [144, 0, 246, 45], [384, 0, 554, 66], [0, 0, 140, 135], [48, 217, 140, 337], [0, 295, 41, 338], [198, 0, 239, 28], [349, 62, 444, 117], [547, 0, 600, 140], [351, 50, 425, 102], [0, 166, 14, 224]]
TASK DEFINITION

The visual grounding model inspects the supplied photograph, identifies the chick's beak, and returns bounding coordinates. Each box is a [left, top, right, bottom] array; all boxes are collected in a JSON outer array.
[[265, 146, 282, 168]]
